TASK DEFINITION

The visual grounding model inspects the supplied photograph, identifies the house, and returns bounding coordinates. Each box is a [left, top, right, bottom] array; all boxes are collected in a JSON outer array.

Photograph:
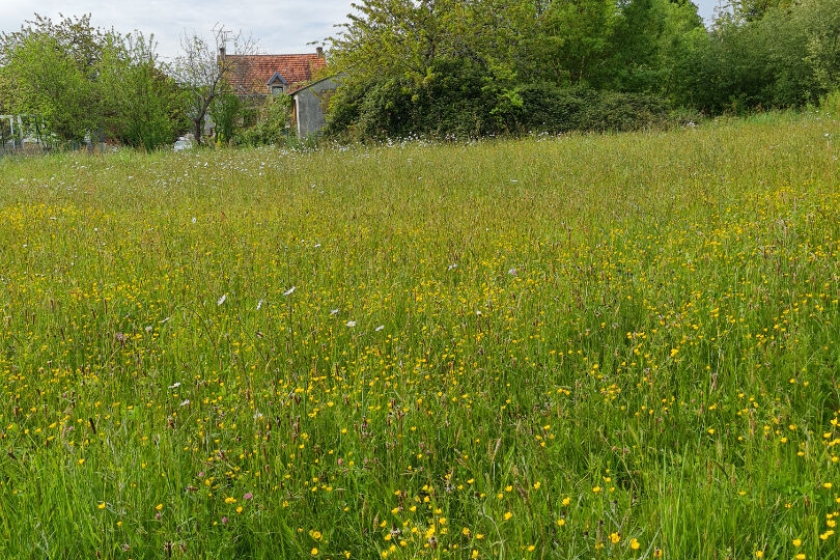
[[290, 73, 344, 137], [222, 48, 327, 99], [220, 48, 340, 137]]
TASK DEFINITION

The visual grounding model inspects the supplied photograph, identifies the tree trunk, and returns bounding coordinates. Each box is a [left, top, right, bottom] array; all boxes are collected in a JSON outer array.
[[193, 117, 202, 145]]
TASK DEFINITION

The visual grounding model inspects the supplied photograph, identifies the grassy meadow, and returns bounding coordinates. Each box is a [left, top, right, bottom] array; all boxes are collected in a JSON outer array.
[[2, 113, 840, 559]]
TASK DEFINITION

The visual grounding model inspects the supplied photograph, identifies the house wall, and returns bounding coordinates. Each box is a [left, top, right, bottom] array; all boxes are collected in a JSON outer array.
[[293, 77, 340, 137]]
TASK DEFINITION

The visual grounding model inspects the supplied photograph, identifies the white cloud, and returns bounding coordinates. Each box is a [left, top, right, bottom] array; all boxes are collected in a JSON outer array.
[[0, 0, 353, 60], [1, 0, 725, 62]]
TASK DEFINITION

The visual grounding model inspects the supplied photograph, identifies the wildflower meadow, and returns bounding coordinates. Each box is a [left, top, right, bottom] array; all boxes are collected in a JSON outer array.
[[2, 113, 840, 559]]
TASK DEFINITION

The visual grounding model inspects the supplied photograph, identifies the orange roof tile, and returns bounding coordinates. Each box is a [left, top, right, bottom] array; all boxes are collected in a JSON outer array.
[[224, 54, 327, 95]]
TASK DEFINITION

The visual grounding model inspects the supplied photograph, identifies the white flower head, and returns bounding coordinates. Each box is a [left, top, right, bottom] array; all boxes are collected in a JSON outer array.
[[375, 325, 384, 332], [256, 299, 263, 310], [168, 382, 181, 389], [283, 286, 296, 297], [346, 320, 356, 328], [217, 294, 227, 306]]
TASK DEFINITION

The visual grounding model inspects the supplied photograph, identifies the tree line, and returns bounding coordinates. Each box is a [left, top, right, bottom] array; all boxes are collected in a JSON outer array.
[[0, 15, 187, 150], [324, 0, 840, 139], [1, 1, 838, 149], [0, 15, 274, 150]]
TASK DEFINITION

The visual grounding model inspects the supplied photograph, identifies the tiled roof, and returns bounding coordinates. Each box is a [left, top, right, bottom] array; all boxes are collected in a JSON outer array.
[[224, 54, 327, 95]]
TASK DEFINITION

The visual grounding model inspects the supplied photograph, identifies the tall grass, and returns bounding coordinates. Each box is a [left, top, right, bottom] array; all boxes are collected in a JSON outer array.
[[1, 112, 840, 559]]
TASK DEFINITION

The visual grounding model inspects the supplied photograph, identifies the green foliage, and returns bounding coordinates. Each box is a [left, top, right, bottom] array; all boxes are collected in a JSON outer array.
[[326, 0, 704, 140], [3, 0, 839, 148], [799, 0, 840, 92], [513, 82, 586, 131], [233, 94, 293, 146], [329, 73, 684, 140], [327, 58, 518, 140], [324, 0, 840, 138], [533, 0, 621, 87], [577, 89, 676, 131], [0, 14, 186, 149], [209, 92, 242, 145], [669, 21, 777, 113], [728, 0, 795, 23], [667, 0, 840, 113], [326, 0, 535, 139], [821, 89, 840, 115], [0, 15, 102, 142], [97, 34, 188, 150], [514, 84, 685, 133]]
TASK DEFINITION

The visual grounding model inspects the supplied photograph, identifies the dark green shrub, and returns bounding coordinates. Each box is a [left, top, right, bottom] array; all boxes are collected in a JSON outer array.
[[577, 90, 673, 132], [233, 94, 292, 147]]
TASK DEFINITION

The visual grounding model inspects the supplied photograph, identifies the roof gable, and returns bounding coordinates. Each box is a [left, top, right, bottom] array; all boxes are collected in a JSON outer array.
[[266, 71, 289, 86]]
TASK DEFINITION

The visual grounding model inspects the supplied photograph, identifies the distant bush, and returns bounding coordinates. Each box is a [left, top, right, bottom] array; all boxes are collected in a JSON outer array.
[[327, 59, 513, 141], [512, 83, 586, 133], [233, 94, 292, 147], [328, 76, 691, 142], [513, 84, 679, 133], [577, 90, 676, 132]]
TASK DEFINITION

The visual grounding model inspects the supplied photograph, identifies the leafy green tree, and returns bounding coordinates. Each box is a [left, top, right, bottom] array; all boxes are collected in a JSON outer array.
[[669, 0, 837, 113], [97, 33, 188, 149], [799, 0, 840, 92], [327, 0, 539, 138], [0, 14, 105, 142], [209, 92, 242, 144], [531, 0, 620, 87], [0, 14, 186, 148], [726, 0, 795, 23]]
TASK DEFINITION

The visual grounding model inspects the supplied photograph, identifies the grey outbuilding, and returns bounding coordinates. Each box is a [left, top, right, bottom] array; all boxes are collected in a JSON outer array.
[[290, 74, 345, 138]]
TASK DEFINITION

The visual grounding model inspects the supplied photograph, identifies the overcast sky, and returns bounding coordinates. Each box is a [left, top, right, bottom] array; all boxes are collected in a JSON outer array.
[[1, 0, 725, 62]]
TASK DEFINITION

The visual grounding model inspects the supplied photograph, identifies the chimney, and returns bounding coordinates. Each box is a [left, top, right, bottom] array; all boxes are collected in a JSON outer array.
[[219, 46, 226, 60], [316, 46, 324, 58]]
